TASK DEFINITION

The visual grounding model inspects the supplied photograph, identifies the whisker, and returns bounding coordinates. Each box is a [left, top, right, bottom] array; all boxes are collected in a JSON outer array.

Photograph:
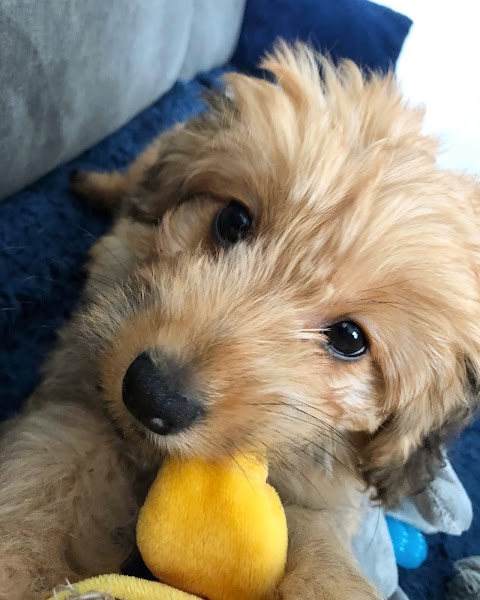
[[226, 442, 256, 492], [357, 278, 419, 296], [270, 428, 343, 484], [271, 447, 327, 507], [21, 272, 115, 310], [268, 413, 362, 482], [49, 257, 122, 289], [366, 504, 383, 553], [288, 399, 356, 450], [247, 400, 355, 452], [0, 245, 29, 251], [283, 380, 359, 445], [78, 226, 129, 276], [251, 436, 328, 508]]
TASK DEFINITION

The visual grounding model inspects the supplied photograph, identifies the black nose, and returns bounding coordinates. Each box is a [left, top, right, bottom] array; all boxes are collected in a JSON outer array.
[[122, 352, 203, 435]]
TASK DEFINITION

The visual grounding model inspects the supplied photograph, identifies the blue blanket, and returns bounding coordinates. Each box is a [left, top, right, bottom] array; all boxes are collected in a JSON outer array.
[[0, 1, 478, 598]]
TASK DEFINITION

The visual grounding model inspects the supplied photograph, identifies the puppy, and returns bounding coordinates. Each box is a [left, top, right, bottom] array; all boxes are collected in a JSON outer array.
[[1, 42, 479, 600]]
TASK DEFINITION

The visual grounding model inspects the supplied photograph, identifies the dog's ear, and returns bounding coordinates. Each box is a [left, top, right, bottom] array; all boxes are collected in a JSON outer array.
[[70, 88, 236, 224], [76, 90, 238, 296], [129, 89, 237, 224], [361, 179, 480, 507], [362, 359, 479, 508]]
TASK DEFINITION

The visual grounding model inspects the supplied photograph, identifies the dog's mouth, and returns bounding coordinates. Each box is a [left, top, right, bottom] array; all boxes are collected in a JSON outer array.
[[114, 348, 272, 462]]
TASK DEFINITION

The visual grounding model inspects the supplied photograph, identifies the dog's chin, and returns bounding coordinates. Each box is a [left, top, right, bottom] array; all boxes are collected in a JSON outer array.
[[119, 416, 241, 462]]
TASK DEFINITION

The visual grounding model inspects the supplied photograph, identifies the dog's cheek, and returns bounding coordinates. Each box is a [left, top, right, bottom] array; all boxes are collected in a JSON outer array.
[[329, 360, 383, 433]]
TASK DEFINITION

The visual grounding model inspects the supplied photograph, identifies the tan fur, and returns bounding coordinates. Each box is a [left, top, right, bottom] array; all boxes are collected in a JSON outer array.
[[1, 42, 479, 599]]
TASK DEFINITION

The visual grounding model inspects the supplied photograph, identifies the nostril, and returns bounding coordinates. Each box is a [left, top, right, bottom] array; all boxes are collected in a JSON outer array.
[[122, 352, 203, 435]]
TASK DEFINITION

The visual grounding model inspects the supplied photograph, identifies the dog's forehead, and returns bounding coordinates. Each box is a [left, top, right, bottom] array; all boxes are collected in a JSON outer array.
[[176, 53, 477, 318], [231, 152, 475, 319], [208, 84, 435, 233], [239, 141, 423, 249]]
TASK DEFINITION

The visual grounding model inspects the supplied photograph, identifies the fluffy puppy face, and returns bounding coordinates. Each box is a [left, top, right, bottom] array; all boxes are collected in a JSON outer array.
[[80, 45, 480, 499]]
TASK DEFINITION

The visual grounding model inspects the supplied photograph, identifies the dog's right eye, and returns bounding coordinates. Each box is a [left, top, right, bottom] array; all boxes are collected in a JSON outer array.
[[214, 201, 253, 246]]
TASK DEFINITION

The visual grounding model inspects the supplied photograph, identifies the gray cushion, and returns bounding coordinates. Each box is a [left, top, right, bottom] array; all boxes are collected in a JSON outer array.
[[0, 0, 245, 199]]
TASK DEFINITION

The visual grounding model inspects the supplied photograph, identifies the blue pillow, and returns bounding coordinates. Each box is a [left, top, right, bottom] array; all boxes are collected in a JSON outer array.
[[233, 0, 412, 75]]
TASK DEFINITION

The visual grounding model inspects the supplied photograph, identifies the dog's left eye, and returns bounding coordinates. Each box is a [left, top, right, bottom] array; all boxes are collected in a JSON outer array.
[[327, 321, 367, 359], [214, 201, 253, 246]]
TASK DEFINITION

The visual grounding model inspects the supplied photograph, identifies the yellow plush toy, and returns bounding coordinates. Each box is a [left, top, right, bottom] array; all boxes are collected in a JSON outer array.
[[50, 454, 288, 600]]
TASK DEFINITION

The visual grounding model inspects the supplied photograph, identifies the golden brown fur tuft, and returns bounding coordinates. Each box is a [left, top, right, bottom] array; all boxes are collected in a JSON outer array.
[[1, 42, 479, 599]]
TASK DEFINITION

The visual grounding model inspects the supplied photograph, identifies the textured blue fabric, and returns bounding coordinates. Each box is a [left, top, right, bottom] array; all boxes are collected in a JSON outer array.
[[400, 418, 480, 600], [0, 70, 222, 420], [232, 0, 412, 75], [0, 2, 477, 599]]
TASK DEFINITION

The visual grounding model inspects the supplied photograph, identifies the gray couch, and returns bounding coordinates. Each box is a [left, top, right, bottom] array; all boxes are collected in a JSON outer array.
[[0, 0, 245, 200]]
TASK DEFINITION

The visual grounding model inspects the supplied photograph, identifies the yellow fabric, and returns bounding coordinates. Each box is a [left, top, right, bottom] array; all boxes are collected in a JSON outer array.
[[50, 454, 287, 600], [47, 574, 197, 600], [137, 454, 288, 600]]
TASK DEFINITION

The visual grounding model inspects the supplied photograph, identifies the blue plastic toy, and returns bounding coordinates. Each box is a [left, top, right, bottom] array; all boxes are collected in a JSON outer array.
[[386, 516, 428, 569]]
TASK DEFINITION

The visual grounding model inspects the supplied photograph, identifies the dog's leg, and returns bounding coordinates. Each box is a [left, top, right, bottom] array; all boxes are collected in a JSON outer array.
[[276, 506, 381, 600], [0, 401, 138, 600]]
